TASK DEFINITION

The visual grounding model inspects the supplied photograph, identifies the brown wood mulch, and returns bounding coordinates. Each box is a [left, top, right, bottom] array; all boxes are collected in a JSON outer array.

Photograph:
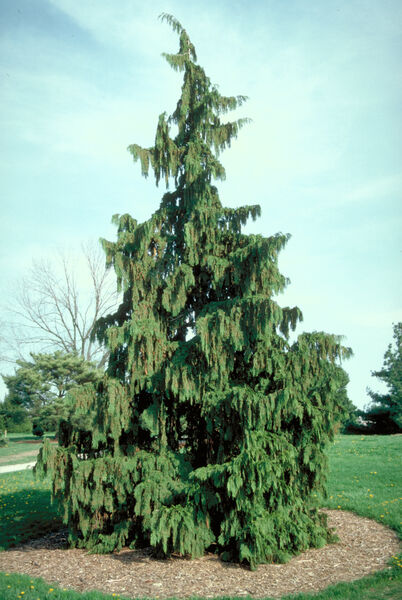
[[0, 510, 399, 599]]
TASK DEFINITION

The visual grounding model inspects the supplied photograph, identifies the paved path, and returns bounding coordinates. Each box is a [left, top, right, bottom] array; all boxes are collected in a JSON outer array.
[[0, 461, 36, 474], [0, 449, 39, 464]]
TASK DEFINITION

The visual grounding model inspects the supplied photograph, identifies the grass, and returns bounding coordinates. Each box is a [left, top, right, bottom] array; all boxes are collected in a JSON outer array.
[[325, 435, 402, 538], [0, 470, 62, 551], [0, 434, 401, 599], [3, 433, 55, 443], [0, 571, 127, 600], [0, 433, 56, 467]]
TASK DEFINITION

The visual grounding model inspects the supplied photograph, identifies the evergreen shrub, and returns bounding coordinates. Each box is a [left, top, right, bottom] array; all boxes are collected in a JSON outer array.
[[32, 423, 44, 438]]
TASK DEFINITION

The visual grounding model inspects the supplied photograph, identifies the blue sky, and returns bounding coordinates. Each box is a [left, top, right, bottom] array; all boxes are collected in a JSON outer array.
[[1, 0, 401, 407]]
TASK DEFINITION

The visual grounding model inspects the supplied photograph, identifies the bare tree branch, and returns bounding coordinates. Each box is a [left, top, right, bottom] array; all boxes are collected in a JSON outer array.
[[1, 243, 120, 368]]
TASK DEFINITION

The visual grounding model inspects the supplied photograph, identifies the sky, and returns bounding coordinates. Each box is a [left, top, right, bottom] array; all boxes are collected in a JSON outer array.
[[1, 0, 401, 408]]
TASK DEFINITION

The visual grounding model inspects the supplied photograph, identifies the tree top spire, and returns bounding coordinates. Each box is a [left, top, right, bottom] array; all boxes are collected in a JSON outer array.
[[128, 15, 249, 188], [159, 13, 197, 64]]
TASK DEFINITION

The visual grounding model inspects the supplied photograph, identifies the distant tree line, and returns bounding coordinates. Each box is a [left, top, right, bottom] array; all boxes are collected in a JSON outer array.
[[1, 298, 400, 438], [0, 244, 118, 437], [0, 351, 101, 436], [342, 322, 402, 435]]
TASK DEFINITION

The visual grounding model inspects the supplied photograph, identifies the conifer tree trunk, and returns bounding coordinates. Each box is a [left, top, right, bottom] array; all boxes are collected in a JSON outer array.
[[36, 14, 351, 568]]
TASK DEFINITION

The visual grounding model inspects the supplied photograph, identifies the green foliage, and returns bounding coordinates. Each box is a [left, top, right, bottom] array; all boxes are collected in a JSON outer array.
[[366, 322, 402, 433], [1, 436, 402, 600], [2, 351, 101, 432], [0, 397, 31, 433], [37, 15, 351, 568], [331, 367, 359, 433], [32, 423, 44, 438]]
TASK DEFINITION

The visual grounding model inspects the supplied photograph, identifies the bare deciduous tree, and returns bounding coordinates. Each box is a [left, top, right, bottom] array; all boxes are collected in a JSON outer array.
[[2, 243, 119, 368]]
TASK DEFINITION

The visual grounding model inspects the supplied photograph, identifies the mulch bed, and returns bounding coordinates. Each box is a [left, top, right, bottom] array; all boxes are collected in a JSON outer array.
[[0, 510, 400, 598]]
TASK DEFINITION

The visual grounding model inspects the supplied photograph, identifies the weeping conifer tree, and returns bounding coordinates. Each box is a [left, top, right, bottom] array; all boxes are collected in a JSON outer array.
[[37, 14, 352, 568]]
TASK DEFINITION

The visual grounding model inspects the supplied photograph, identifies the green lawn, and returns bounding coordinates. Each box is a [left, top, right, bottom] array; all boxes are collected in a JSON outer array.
[[3, 432, 55, 443], [0, 470, 62, 551], [0, 434, 401, 600], [325, 435, 402, 538], [0, 433, 55, 466]]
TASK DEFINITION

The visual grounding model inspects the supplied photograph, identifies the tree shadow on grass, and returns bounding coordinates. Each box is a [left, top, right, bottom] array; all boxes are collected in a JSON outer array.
[[0, 486, 63, 551]]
